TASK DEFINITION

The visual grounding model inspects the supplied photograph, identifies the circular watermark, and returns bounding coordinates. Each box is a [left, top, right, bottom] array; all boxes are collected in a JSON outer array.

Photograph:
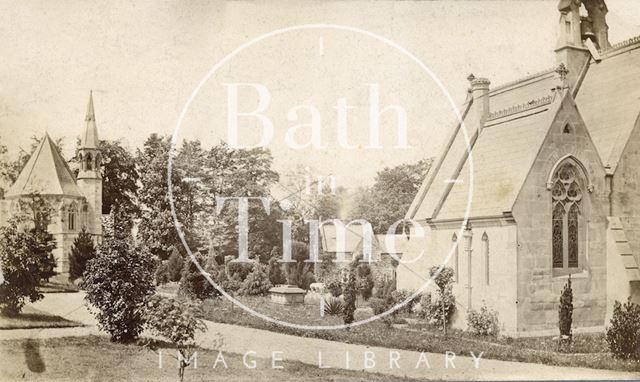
[[168, 23, 474, 330]]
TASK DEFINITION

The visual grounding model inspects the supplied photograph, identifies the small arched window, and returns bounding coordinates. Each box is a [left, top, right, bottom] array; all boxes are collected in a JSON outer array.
[[482, 232, 490, 285], [68, 203, 77, 231], [551, 160, 584, 270], [86, 153, 93, 171], [452, 233, 459, 283]]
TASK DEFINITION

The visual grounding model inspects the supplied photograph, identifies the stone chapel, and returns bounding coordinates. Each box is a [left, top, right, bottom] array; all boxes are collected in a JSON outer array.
[[0, 92, 103, 277], [398, 0, 640, 336]]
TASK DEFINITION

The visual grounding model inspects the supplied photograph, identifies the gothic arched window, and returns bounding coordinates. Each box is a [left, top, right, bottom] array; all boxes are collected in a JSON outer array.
[[86, 153, 93, 171], [551, 161, 584, 270], [68, 203, 77, 231]]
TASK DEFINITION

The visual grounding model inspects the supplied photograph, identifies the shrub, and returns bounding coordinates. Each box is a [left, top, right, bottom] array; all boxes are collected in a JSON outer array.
[[323, 297, 344, 316], [558, 276, 573, 346], [369, 297, 394, 327], [69, 228, 96, 281], [0, 219, 56, 316], [82, 236, 155, 342], [144, 295, 208, 382], [373, 277, 396, 299], [167, 248, 183, 282], [467, 304, 500, 337], [606, 298, 640, 359], [267, 256, 286, 286], [239, 263, 273, 296], [178, 253, 216, 300], [342, 265, 357, 325], [325, 278, 343, 297], [356, 264, 374, 300], [217, 270, 242, 293], [226, 261, 254, 282]]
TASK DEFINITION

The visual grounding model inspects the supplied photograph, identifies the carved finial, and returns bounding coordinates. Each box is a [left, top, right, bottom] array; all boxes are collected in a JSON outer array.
[[467, 74, 476, 82]]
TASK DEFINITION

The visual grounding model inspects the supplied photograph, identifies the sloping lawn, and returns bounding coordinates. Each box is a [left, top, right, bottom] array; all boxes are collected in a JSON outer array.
[[199, 296, 640, 372], [0, 306, 81, 330], [0, 335, 412, 381]]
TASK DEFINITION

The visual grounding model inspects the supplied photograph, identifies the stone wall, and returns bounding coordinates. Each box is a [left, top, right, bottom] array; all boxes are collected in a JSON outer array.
[[398, 223, 519, 334], [512, 95, 608, 334], [611, 115, 640, 265]]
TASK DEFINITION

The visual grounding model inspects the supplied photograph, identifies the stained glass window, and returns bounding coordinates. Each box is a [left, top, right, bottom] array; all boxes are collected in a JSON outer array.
[[550, 161, 583, 269]]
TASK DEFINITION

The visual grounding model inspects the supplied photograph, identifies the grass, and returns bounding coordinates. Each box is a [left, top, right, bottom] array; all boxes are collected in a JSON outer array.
[[0, 306, 81, 330], [199, 296, 640, 372], [0, 335, 414, 381]]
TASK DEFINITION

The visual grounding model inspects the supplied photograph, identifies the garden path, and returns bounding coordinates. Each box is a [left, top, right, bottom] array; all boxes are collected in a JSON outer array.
[[3, 293, 638, 381]]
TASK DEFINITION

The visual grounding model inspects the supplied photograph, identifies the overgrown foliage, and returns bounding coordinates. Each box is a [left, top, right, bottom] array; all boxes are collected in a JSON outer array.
[[606, 298, 640, 360], [82, 236, 155, 343]]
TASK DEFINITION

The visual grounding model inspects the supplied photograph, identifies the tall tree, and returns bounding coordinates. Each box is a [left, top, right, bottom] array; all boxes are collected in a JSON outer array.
[[136, 134, 189, 260], [97, 140, 139, 217], [350, 159, 433, 233], [69, 228, 97, 281]]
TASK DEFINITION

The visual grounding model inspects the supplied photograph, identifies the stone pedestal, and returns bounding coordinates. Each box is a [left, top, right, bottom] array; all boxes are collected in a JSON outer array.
[[269, 285, 306, 305]]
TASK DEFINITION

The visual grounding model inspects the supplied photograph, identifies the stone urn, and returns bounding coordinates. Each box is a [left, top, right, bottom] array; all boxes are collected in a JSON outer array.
[[269, 284, 306, 305]]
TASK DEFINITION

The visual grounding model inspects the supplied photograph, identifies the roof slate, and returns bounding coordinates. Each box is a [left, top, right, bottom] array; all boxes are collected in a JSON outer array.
[[6, 135, 83, 198], [576, 45, 640, 171]]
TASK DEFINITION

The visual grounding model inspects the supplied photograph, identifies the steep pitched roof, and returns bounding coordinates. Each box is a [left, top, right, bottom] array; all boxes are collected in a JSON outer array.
[[6, 134, 83, 198], [575, 38, 640, 172], [407, 71, 563, 221], [437, 100, 559, 220], [80, 91, 100, 149]]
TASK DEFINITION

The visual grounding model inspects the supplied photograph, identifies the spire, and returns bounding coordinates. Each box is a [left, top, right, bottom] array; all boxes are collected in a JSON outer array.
[[81, 91, 99, 149]]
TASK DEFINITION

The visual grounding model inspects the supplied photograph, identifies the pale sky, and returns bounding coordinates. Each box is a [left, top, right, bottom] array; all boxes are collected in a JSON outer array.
[[1, 0, 639, 189]]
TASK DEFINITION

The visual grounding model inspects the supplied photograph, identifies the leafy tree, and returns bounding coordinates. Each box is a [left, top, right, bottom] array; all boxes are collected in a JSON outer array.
[[144, 295, 208, 382], [69, 228, 96, 281], [136, 134, 190, 260], [82, 235, 155, 343], [350, 159, 432, 233], [0, 218, 55, 316], [558, 275, 573, 348]]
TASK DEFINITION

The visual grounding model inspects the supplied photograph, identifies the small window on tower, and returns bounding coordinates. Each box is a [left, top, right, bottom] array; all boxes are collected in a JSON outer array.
[[86, 154, 93, 170], [563, 124, 573, 134]]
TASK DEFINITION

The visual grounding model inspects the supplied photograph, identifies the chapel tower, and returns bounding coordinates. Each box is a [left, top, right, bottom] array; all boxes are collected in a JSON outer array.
[[76, 91, 103, 238]]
